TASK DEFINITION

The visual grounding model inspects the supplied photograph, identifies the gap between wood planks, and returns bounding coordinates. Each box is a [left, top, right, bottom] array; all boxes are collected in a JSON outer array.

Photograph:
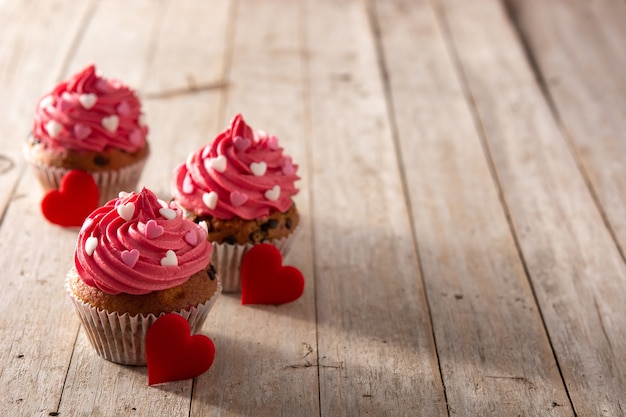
[[501, 0, 626, 264]]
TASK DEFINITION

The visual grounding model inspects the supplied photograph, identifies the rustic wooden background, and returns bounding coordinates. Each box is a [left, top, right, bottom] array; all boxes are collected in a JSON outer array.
[[1, 0, 625, 415]]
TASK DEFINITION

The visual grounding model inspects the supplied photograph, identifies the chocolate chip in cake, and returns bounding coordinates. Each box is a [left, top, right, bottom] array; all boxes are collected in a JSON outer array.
[[285, 218, 293, 230], [261, 219, 279, 231], [93, 155, 109, 166], [207, 265, 216, 281], [224, 235, 237, 245]]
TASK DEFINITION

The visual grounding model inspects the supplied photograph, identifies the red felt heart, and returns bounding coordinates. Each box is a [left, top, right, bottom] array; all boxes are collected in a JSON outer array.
[[241, 244, 305, 305], [41, 170, 99, 227], [146, 313, 216, 386]]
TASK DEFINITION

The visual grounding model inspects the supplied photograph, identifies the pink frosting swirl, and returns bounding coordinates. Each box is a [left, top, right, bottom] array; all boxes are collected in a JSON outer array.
[[75, 188, 213, 295], [32, 64, 148, 153], [171, 114, 299, 220]]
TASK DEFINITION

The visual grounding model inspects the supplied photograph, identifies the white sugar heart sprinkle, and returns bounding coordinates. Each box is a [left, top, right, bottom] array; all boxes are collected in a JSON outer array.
[[250, 161, 267, 176], [101, 115, 119, 132], [39, 95, 54, 109], [117, 202, 135, 221], [182, 174, 195, 194], [198, 221, 208, 234], [202, 192, 218, 210], [205, 155, 227, 173], [161, 250, 178, 266], [118, 191, 130, 198], [265, 185, 281, 201], [159, 207, 177, 220], [78, 93, 97, 110], [158, 199, 169, 208], [85, 237, 98, 256], [45, 120, 63, 138]]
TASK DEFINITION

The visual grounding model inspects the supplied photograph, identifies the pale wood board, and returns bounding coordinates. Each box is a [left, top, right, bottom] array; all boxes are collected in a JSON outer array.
[[0, 0, 95, 218], [0, 1, 98, 415], [191, 0, 320, 415], [439, 0, 626, 414], [506, 0, 626, 255], [56, 0, 232, 415], [303, 0, 446, 415], [372, 0, 573, 414]]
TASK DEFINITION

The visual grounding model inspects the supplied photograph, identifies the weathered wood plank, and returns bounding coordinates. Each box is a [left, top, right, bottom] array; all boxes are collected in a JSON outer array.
[[0, 1, 98, 415], [303, 0, 446, 415], [372, 0, 573, 414], [439, 0, 626, 414], [506, 0, 626, 261], [191, 0, 319, 415], [0, 0, 95, 219], [56, 0, 230, 414]]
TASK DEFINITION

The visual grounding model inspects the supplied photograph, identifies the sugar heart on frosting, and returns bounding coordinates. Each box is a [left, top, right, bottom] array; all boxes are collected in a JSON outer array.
[[184, 229, 199, 246], [159, 207, 177, 220], [202, 192, 218, 210], [161, 250, 178, 266], [205, 155, 227, 173], [117, 202, 135, 221], [233, 136, 251, 152], [85, 237, 98, 256], [230, 191, 248, 207], [74, 124, 92, 140], [46, 120, 63, 138], [39, 95, 54, 109], [116, 101, 131, 116], [121, 249, 140, 268], [78, 93, 97, 110], [102, 115, 119, 133], [182, 174, 195, 194], [250, 161, 267, 177], [264, 185, 281, 201], [145, 219, 164, 239]]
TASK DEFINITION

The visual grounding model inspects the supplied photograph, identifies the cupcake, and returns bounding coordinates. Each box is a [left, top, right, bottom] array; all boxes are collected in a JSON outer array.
[[171, 114, 300, 292], [25, 64, 149, 206], [66, 187, 221, 365]]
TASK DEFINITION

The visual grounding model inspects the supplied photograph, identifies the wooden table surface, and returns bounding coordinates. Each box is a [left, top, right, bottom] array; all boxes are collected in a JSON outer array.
[[1, 0, 626, 415]]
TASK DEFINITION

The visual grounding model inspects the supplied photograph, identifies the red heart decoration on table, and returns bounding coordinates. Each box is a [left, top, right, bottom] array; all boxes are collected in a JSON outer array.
[[41, 170, 99, 227], [146, 314, 216, 386], [241, 244, 305, 305]]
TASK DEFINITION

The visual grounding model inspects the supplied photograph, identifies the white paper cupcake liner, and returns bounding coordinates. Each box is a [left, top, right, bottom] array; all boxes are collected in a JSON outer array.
[[66, 278, 222, 366], [212, 227, 299, 293], [24, 147, 147, 206]]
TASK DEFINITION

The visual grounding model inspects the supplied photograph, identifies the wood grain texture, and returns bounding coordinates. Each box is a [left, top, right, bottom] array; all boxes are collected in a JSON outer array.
[[0, 0, 95, 219], [304, 0, 446, 415], [191, 0, 320, 415], [373, 0, 573, 415], [439, 0, 626, 414], [506, 0, 626, 258]]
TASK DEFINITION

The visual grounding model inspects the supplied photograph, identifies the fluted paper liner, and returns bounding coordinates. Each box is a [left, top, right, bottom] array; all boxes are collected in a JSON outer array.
[[211, 226, 299, 293], [66, 278, 222, 366]]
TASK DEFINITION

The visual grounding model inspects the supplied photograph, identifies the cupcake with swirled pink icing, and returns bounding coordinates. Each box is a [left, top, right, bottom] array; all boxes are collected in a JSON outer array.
[[66, 187, 221, 365], [171, 113, 300, 292], [24, 64, 149, 205]]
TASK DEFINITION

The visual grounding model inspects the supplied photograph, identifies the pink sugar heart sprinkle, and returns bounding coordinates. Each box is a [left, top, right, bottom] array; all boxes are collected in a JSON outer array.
[[121, 249, 140, 268], [267, 135, 280, 150], [184, 229, 199, 246], [234, 136, 251, 152], [56, 97, 73, 112], [96, 79, 113, 93], [116, 101, 131, 116], [129, 128, 143, 145], [145, 219, 165, 239], [74, 124, 92, 140], [282, 158, 296, 176], [230, 190, 248, 207]]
